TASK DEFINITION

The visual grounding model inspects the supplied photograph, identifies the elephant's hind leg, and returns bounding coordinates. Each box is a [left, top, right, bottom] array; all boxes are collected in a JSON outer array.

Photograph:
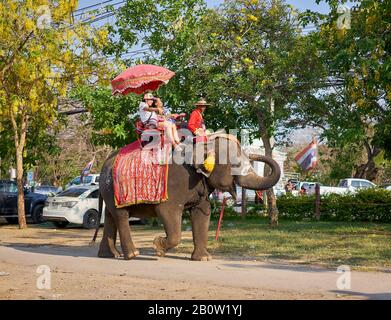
[[154, 208, 182, 257], [114, 209, 139, 260], [98, 208, 121, 258]]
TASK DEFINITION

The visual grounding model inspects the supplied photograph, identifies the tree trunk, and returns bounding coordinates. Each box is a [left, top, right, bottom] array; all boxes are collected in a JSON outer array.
[[354, 141, 381, 181], [16, 149, 27, 229], [263, 139, 279, 227], [257, 101, 279, 228], [10, 109, 28, 229]]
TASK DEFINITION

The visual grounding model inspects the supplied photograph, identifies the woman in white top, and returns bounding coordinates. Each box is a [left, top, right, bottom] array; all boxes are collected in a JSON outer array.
[[139, 93, 180, 147], [139, 93, 160, 128]]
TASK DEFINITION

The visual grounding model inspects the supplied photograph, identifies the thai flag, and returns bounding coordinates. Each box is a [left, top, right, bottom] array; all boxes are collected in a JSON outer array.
[[80, 158, 95, 183], [294, 140, 318, 171]]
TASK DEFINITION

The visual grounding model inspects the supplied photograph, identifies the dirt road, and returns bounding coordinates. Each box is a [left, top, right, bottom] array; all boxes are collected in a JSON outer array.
[[1, 223, 390, 300]]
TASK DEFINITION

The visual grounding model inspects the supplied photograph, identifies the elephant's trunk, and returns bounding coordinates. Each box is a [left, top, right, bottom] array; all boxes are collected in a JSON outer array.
[[235, 154, 281, 191]]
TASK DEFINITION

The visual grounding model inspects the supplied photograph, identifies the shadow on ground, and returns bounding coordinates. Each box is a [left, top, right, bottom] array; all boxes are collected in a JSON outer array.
[[2, 242, 191, 261], [221, 262, 331, 273], [331, 290, 391, 300]]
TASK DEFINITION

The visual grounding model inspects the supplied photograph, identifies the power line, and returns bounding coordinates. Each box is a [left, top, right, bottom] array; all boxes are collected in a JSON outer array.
[[74, 0, 126, 18], [63, 2, 125, 29], [73, 0, 117, 13], [81, 12, 117, 25], [107, 48, 151, 60]]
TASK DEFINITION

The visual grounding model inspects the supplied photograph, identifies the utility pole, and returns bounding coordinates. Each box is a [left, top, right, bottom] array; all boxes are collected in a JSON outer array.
[[315, 183, 321, 221]]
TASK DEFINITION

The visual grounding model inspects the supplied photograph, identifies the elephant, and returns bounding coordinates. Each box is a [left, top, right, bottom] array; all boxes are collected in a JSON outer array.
[[93, 132, 281, 261]]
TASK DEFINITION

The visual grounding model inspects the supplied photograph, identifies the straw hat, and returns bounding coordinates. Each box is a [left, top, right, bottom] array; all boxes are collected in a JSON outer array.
[[194, 98, 212, 107]]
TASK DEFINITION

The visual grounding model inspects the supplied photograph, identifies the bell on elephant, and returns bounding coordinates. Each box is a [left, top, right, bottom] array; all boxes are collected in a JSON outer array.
[[203, 152, 215, 173]]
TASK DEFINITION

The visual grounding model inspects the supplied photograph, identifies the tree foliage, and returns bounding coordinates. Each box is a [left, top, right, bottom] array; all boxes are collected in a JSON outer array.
[[106, 0, 326, 226], [71, 86, 139, 148], [296, 0, 390, 179], [0, 0, 112, 228]]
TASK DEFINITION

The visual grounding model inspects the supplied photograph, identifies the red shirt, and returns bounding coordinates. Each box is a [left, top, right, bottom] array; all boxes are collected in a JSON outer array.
[[188, 109, 205, 135]]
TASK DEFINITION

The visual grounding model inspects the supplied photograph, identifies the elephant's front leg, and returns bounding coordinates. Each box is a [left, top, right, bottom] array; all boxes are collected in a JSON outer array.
[[190, 200, 212, 261], [154, 207, 182, 257]]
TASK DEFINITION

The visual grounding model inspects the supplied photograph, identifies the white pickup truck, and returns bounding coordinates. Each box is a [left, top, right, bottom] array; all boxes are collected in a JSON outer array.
[[307, 178, 376, 195]]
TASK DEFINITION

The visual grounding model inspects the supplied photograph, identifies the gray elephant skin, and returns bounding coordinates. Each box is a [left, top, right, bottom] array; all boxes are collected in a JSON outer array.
[[94, 134, 281, 261]]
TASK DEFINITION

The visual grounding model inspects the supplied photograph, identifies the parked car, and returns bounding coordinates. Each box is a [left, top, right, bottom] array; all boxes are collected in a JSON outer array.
[[33, 185, 62, 196], [0, 180, 47, 224], [211, 185, 276, 206], [43, 185, 143, 228], [290, 181, 320, 196], [307, 178, 376, 195], [43, 185, 103, 229], [380, 183, 391, 191], [65, 174, 100, 189]]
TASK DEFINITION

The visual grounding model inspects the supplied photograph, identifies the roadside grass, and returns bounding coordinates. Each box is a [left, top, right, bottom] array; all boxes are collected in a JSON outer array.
[[140, 217, 391, 271]]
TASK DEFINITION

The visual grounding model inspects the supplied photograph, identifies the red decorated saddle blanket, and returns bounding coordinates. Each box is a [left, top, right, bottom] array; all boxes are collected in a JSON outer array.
[[113, 141, 169, 208]]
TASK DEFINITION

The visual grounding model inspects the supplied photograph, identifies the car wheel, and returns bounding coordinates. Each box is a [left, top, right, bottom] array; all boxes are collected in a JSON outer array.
[[32, 204, 45, 224], [5, 217, 19, 224], [52, 221, 69, 229], [83, 210, 99, 229]]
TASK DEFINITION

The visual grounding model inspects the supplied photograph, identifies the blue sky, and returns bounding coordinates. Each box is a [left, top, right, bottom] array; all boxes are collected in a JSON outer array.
[[77, 0, 330, 15], [204, 0, 330, 12]]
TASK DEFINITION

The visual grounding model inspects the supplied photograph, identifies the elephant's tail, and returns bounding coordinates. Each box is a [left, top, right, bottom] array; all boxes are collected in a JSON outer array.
[[91, 192, 103, 244]]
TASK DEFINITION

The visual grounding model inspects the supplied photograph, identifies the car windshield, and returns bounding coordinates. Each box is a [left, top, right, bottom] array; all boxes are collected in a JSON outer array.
[[57, 188, 89, 197], [82, 176, 93, 184], [338, 180, 348, 187], [71, 176, 93, 184], [0, 182, 17, 193], [352, 181, 361, 187]]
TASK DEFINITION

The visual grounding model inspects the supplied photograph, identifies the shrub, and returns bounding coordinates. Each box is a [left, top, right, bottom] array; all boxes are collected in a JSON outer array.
[[277, 188, 391, 222], [210, 200, 266, 218], [210, 200, 238, 218], [277, 194, 316, 220]]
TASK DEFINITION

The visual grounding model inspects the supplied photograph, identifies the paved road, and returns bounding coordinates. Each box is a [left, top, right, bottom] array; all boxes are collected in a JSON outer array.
[[1, 243, 391, 300]]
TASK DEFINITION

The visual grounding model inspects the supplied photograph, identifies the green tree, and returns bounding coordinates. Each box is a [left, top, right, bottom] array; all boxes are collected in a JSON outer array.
[[177, 0, 323, 226], [297, 0, 390, 180], [0, 0, 111, 228], [104, 0, 325, 226], [71, 86, 139, 149]]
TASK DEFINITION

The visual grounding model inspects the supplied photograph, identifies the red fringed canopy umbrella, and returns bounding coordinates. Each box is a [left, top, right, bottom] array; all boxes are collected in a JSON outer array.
[[111, 64, 176, 96]]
